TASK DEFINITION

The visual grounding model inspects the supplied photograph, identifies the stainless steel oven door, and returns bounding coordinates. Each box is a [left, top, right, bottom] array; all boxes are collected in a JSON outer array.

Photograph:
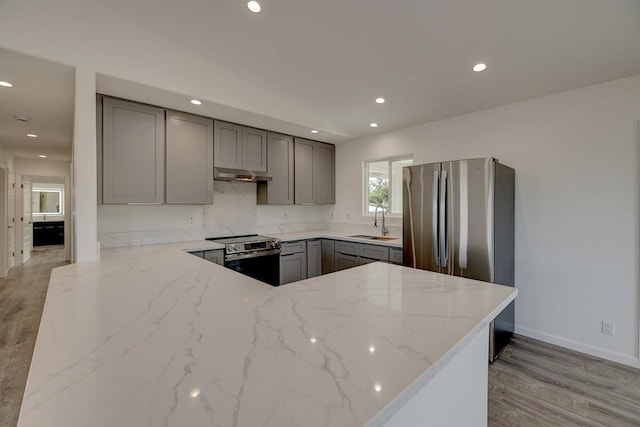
[[224, 252, 280, 286]]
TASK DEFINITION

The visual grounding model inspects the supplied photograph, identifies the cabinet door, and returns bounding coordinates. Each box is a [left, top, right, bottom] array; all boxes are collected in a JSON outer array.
[[166, 111, 214, 204], [315, 142, 335, 204], [103, 97, 165, 204], [334, 253, 358, 271], [204, 249, 224, 265], [280, 252, 307, 285], [243, 127, 267, 172], [359, 257, 379, 266], [214, 121, 243, 169], [258, 133, 294, 205], [307, 240, 321, 278], [294, 138, 315, 204], [321, 239, 335, 274]]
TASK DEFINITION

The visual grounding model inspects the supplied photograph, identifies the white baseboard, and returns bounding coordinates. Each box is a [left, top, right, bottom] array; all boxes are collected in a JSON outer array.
[[515, 326, 639, 369]]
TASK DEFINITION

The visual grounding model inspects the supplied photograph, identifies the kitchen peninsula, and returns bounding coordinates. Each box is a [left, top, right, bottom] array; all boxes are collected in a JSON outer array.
[[18, 241, 516, 427]]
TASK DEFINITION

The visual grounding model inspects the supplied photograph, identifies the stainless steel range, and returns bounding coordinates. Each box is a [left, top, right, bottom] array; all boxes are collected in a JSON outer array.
[[206, 235, 281, 286]]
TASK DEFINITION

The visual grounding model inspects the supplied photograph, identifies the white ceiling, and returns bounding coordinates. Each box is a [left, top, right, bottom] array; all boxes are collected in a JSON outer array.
[[0, 49, 75, 161], [1, 0, 640, 159], [95, 0, 640, 140]]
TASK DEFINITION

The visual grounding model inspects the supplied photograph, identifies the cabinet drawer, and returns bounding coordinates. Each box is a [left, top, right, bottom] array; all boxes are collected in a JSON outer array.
[[281, 240, 306, 255], [360, 244, 389, 262], [389, 248, 403, 265], [204, 249, 224, 265], [189, 251, 204, 258], [334, 240, 360, 256], [334, 253, 358, 271]]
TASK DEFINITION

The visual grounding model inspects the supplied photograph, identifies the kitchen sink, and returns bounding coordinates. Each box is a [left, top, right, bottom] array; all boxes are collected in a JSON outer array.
[[348, 235, 398, 241]]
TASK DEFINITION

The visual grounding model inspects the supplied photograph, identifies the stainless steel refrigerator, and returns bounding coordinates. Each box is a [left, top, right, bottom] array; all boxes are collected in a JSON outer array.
[[402, 157, 515, 361]]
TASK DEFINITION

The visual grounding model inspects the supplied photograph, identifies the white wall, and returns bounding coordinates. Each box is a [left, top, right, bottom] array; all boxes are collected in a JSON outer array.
[[336, 74, 640, 367], [14, 158, 72, 261], [0, 144, 14, 170]]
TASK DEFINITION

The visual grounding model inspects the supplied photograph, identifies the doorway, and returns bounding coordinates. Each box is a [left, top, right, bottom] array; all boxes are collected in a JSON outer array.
[[16, 175, 68, 264]]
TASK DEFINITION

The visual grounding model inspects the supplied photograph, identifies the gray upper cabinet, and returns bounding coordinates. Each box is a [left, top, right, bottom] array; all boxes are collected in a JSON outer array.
[[294, 138, 335, 205], [214, 121, 267, 172], [257, 133, 294, 205], [166, 111, 214, 204], [315, 142, 335, 204], [294, 138, 315, 204], [243, 127, 267, 172], [102, 97, 165, 204], [214, 121, 243, 169]]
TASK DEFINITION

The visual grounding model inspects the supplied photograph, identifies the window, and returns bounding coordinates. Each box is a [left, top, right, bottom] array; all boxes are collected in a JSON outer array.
[[364, 156, 413, 215]]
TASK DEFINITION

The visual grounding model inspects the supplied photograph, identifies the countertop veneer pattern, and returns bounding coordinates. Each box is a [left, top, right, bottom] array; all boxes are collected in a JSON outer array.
[[18, 241, 516, 427]]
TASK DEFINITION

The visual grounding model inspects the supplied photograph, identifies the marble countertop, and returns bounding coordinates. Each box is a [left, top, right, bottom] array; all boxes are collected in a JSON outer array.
[[19, 241, 516, 427]]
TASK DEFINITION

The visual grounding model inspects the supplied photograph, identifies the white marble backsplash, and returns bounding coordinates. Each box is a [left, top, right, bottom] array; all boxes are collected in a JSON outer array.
[[99, 181, 335, 248]]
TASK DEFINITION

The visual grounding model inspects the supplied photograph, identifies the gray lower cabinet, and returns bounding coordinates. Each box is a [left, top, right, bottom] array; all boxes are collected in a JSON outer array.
[[280, 241, 307, 285], [294, 138, 335, 205], [214, 120, 267, 172], [257, 133, 294, 205], [102, 97, 165, 204], [204, 249, 224, 265], [334, 241, 392, 271], [321, 239, 335, 274], [389, 248, 403, 265], [166, 111, 213, 204], [307, 239, 321, 278], [359, 244, 389, 262], [189, 249, 223, 265], [335, 253, 359, 271]]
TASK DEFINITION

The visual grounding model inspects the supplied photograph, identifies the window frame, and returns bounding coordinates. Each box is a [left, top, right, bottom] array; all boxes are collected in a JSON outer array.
[[362, 154, 413, 217]]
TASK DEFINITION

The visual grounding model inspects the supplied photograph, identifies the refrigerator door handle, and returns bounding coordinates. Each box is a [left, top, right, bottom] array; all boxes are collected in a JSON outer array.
[[439, 169, 448, 268], [432, 170, 440, 267]]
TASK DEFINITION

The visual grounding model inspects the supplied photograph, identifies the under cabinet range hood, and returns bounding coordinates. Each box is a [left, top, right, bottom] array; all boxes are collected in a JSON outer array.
[[213, 167, 272, 182]]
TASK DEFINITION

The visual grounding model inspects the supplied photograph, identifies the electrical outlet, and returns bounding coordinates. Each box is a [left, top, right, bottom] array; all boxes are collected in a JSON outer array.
[[601, 320, 615, 336], [185, 216, 193, 225]]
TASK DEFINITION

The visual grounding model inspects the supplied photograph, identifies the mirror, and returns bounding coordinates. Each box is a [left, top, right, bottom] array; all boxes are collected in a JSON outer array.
[[32, 190, 63, 215]]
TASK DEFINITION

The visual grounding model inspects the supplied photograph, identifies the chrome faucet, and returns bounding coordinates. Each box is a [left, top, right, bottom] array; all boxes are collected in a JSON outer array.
[[373, 205, 390, 236]]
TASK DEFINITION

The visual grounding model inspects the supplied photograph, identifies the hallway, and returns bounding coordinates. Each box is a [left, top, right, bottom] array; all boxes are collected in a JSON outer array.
[[0, 248, 66, 427]]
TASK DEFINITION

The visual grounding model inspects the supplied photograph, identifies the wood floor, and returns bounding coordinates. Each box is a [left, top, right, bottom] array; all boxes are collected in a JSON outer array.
[[489, 335, 640, 426], [1, 251, 639, 427], [0, 248, 66, 427]]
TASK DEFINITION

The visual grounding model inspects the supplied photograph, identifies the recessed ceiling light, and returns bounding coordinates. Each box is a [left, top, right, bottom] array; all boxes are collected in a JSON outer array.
[[370, 123, 378, 128], [311, 130, 319, 134], [27, 133, 38, 138], [39, 154, 47, 158], [473, 63, 487, 72], [247, 1, 261, 12], [375, 97, 385, 104], [0, 81, 13, 87], [190, 99, 202, 105]]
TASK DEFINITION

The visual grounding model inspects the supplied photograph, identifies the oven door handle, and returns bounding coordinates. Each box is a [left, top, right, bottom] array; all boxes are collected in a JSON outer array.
[[225, 250, 281, 262]]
